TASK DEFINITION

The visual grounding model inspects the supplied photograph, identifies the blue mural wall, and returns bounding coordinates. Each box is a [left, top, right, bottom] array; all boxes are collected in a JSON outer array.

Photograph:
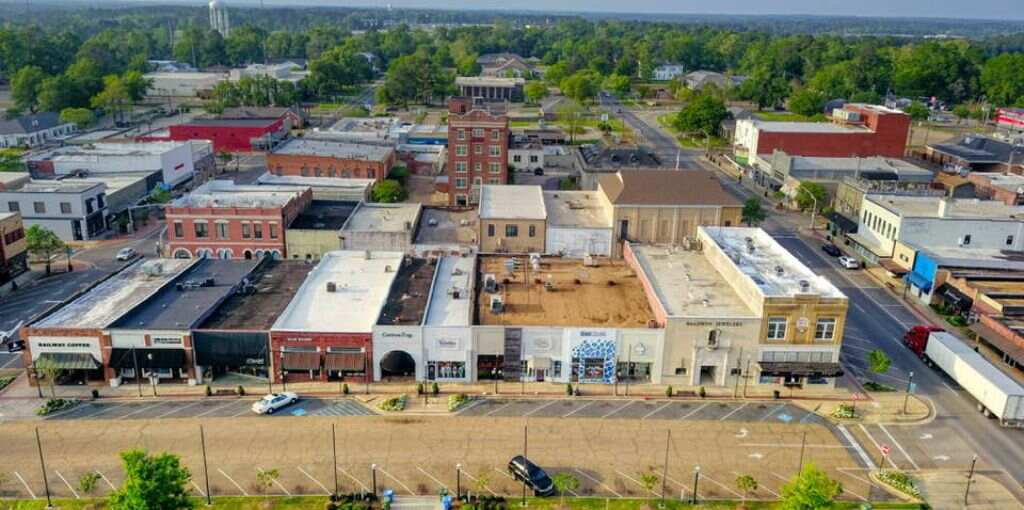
[[571, 339, 617, 383]]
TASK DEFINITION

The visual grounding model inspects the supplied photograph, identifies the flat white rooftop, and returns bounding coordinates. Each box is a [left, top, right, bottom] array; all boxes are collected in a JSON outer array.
[[752, 120, 866, 134], [29, 141, 189, 160], [543, 191, 611, 229], [272, 251, 404, 333], [867, 195, 1024, 220], [172, 180, 305, 209], [479, 185, 546, 220], [456, 76, 525, 87], [631, 244, 754, 318], [272, 138, 393, 162], [257, 172, 374, 190], [34, 259, 194, 329], [424, 255, 475, 327], [342, 203, 421, 233], [980, 173, 1024, 192], [702, 226, 845, 299]]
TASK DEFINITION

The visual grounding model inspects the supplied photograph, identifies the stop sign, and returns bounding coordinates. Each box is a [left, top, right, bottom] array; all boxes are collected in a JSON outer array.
[[881, 444, 891, 456]]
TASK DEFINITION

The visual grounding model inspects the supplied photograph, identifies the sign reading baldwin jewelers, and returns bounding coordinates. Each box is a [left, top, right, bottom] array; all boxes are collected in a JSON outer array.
[[684, 320, 745, 327]]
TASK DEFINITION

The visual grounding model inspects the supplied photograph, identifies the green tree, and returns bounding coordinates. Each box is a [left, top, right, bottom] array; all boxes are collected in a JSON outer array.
[[59, 107, 95, 129], [560, 71, 600, 102], [91, 74, 132, 123], [673, 93, 728, 137], [780, 464, 842, 510], [25, 225, 65, 276], [738, 68, 790, 110], [551, 472, 580, 505], [388, 164, 411, 185], [150, 187, 172, 204], [556, 100, 587, 144], [371, 179, 406, 203], [378, 51, 452, 107], [455, 53, 481, 76], [981, 53, 1024, 106], [953, 105, 971, 124], [255, 467, 280, 496], [79, 471, 100, 495], [868, 349, 892, 375], [602, 73, 632, 97], [121, 71, 152, 102], [11, 65, 47, 112], [638, 472, 659, 495], [795, 181, 828, 212], [524, 82, 549, 104], [788, 88, 827, 117], [33, 355, 62, 398], [904, 101, 930, 122], [108, 449, 193, 510], [741, 197, 767, 226], [736, 474, 759, 502]]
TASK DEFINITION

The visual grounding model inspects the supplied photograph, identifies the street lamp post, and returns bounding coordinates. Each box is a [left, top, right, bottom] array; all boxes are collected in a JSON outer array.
[[371, 464, 378, 496], [456, 463, 462, 500], [491, 368, 498, 395], [147, 353, 157, 396], [903, 371, 914, 415], [797, 186, 819, 231], [132, 347, 142, 398], [691, 466, 700, 504]]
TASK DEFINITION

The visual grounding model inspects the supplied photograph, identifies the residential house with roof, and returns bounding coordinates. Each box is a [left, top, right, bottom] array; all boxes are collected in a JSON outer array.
[[478, 185, 547, 253], [478, 53, 538, 79], [165, 180, 312, 260], [652, 64, 686, 81], [597, 170, 743, 257], [0, 112, 76, 148], [682, 71, 746, 92]]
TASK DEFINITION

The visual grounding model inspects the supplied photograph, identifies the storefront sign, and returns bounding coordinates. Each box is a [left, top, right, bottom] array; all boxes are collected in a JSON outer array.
[[382, 332, 415, 339], [437, 338, 461, 349], [285, 337, 313, 343], [685, 320, 745, 327], [36, 341, 93, 349], [244, 357, 266, 366], [152, 337, 183, 346]]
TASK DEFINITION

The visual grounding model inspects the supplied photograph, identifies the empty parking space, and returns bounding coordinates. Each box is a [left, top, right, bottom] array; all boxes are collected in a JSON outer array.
[[44, 398, 375, 421]]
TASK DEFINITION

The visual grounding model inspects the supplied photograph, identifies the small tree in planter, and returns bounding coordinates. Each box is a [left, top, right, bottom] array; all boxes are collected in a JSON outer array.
[[638, 472, 659, 496], [256, 467, 281, 498], [735, 474, 758, 505], [551, 472, 580, 507]]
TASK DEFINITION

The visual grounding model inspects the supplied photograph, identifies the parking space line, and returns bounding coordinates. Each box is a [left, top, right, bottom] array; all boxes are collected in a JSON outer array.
[[642, 401, 672, 419], [858, 424, 897, 469], [614, 469, 658, 495], [119, 402, 167, 419], [485, 402, 514, 416], [195, 401, 236, 417], [680, 403, 708, 420], [493, 467, 516, 482], [14, 471, 37, 499], [663, 474, 694, 498], [602, 401, 634, 418], [878, 424, 919, 471], [523, 400, 559, 417], [731, 471, 779, 498], [829, 471, 868, 501], [0, 354, 18, 368], [97, 470, 116, 490], [836, 468, 872, 485], [573, 468, 621, 497], [231, 405, 253, 417], [338, 468, 370, 492], [758, 404, 786, 421], [455, 399, 486, 415], [155, 400, 204, 419], [460, 470, 497, 496], [696, 472, 743, 498], [417, 466, 449, 491], [218, 468, 249, 496], [719, 403, 748, 421], [837, 425, 876, 470], [257, 466, 291, 495], [376, 465, 415, 496], [563, 401, 595, 417], [297, 466, 331, 494], [191, 481, 206, 496], [55, 470, 79, 499]]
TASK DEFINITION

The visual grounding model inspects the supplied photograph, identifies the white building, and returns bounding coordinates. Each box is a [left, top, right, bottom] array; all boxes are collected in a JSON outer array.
[[543, 190, 613, 257], [0, 112, 76, 149], [209, 0, 230, 37], [229, 63, 308, 84], [26, 141, 213, 188], [0, 180, 109, 241], [509, 143, 544, 172], [652, 64, 686, 81], [144, 72, 228, 98]]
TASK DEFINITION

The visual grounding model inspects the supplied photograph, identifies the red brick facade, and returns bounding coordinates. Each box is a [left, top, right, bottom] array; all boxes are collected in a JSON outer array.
[[269, 331, 372, 383], [266, 151, 395, 182], [165, 188, 313, 260], [446, 97, 510, 206], [139, 118, 285, 153], [754, 105, 911, 158]]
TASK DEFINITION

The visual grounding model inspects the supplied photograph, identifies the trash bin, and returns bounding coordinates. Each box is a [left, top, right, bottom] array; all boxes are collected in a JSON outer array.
[[383, 489, 395, 504], [773, 390, 781, 399], [442, 495, 453, 510]]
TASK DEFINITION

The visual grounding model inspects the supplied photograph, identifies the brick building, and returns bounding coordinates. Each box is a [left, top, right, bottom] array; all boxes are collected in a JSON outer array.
[[446, 97, 510, 206], [165, 181, 312, 260], [139, 117, 286, 153], [0, 211, 27, 285], [266, 139, 395, 182], [733, 104, 911, 163]]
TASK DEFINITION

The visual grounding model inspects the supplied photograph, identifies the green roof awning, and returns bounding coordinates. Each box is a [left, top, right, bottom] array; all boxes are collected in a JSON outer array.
[[35, 352, 101, 371]]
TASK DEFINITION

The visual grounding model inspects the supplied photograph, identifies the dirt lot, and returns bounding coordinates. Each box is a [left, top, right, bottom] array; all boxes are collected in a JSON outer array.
[[0, 416, 881, 503], [476, 258, 655, 327]]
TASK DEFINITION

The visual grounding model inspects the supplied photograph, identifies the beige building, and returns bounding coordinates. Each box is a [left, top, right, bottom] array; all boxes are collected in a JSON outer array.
[[478, 185, 547, 253], [1, 211, 28, 282], [597, 170, 743, 257]]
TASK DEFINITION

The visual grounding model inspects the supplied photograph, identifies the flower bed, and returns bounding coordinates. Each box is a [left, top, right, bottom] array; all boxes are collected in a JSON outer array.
[[377, 395, 407, 412], [830, 403, 856, 419], [448, 393, 472, 412], [876, 469, 921, 499], [37, 398, 79, 416]]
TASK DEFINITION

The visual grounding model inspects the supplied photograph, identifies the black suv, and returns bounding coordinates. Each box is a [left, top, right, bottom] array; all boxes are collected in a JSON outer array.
[[508, 456, 555, 496], [821, 243, 841, 257]]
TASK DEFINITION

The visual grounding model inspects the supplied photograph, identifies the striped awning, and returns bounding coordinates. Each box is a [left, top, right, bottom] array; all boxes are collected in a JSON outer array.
[[282, 351, 320, 371], [35, 352, 101, 371], [325, 352, 365, 371]]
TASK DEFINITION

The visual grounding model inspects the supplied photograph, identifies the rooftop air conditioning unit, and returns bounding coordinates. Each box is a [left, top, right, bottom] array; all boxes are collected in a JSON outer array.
[[484, 273, 498, 293], [326, 282, 337, 293], [490, 295, 505, 313], [798, 280, 810, 292], [775, 265, 785, 276]]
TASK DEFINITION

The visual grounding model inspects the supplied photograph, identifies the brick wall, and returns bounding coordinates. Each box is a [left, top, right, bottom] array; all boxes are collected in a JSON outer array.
[[269, 331, 373, 383], [266, 151, 394, 182]]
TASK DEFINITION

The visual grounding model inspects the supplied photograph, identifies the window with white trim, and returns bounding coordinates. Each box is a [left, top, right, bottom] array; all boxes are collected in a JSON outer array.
[[766, 317, 787, 340], [489, 162, 501, 174], [455, 178, 467, 189], [814, 318, 836, 341], [455, 161, 468, 173], [455, 145, 468, 156], [489, 145, 501, 156]]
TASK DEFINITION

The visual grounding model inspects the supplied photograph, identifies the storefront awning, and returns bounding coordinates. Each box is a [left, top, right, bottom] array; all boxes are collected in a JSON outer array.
[[878, 258, 908, 276], [109, 348, 187, 369], [35, 352, 101, 371], [282, 351, 320, 371], [905, 272, 933, 292], [824, 211, 858, 233], [969, 323, 1024, 366], [193, 331, 268, 367], [759, 362, 844, 378], [526, 356, 551, 370], [937, 283, 974, 310], [325, 352, 365, 371]]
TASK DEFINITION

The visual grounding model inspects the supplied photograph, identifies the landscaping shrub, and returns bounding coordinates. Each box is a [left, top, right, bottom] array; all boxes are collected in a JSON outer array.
[[665, 385, 673, 397], [831, 403, 856, 419], [37, 398, 79, 416], [342, 383, 350, 395], [566, 383, 574, 396], [877, 469, 921, 498], [448, 393, 471, 412], [431, 382, 440, 395], [377, 395, 408, 412], [236, 385, 246, 396]]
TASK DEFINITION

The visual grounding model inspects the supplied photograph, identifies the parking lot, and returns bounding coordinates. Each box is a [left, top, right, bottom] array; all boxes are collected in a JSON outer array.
[[457, 398, 826, 426], [0, 415, 888, 503], [45, 397, 376, 421]]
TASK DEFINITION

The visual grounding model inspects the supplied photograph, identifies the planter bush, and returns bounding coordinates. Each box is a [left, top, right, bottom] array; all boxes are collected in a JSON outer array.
[[877, 469, 921, 498], [831, 403, 856, 419], [665, 385, 673, 397], [37, 398, 79, 416], [378, 395, 408, 412], [448, 393, 471, 412]]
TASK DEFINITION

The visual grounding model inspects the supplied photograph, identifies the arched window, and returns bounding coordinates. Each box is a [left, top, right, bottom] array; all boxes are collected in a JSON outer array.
[[173, 248, 192, 259]]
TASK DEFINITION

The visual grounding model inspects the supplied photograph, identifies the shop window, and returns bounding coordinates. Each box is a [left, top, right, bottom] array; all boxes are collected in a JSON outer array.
[[427, 361, 466, 379], [551, 361, 562, 378], [505, 224, 519, 237], [487, 224, 495, 237]]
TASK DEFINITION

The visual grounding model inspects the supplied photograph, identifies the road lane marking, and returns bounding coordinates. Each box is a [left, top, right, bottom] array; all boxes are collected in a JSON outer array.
[[837, 425, 876, 469], [493, 467, 516, 481], [256, 466, 291, 495], [642, 401, 673, 419], [55, 470, 79, 498], [836, 468, 872, 485], [830, 471, 869, 501], [195, 400, 237, 417], [697, 472, 743, 498], [338, 468, 369, 492], [155, 400, 205, 418], [523, 400, 559, 417], [97, 470, 116, 490], [732, 471, 779, 498], [297, 466, 331, 494], [376, 465, 415, 496], [485, 402, 514, 416], [459, 470, 497, 496], [562, 401, 595, 417], [455, 399, 486, 415], [218, 468, 249, 496], [719, 403, 748, 421], [759, 404, 786, 421], [680, 402, 709, 420], [614, 469, 659, 495], [14, 471, 37, 499], [878, 424, 920, 471], [417, 466, 449, 491], [573, 468, 621, 497], [858, 424, 897, 469], [602, 401, 635, 418]]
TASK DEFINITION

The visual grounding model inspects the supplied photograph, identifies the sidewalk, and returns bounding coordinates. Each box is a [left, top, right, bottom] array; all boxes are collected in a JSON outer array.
[[915, 470, 1020, 510]]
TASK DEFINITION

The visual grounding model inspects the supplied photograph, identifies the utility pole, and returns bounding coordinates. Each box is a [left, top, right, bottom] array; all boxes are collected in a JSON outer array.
[[133, 346, 142, 398], [797, 431, 807, 473], [903, 371, 914, 415], [35, 428, 51, 508], [691, 466, 700, 505], [522, 425, 528, 507], [200, 425, 212, 505], [964, 455, 978, 506], [331, 424, 339, 495], [742, 358, 751, 398], [660, 430, 670, 505], [733, 346, 743, 399]]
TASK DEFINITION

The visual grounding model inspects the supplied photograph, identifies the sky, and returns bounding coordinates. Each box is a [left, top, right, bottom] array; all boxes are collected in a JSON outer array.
[[259, 0, 1022, 21]]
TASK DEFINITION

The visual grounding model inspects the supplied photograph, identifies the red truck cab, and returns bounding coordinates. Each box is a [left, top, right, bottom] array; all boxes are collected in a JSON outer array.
[[903, 325, 945, 356]]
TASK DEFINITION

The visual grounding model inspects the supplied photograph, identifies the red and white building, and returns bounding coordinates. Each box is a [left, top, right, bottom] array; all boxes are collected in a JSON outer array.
[[269, 251, 406, 383], [445, 97, 510, 206], [996, 108, 1024, 134], [139, 117, 287, 153], [165, 181, 312, 260], [733, 104, 911, 162]]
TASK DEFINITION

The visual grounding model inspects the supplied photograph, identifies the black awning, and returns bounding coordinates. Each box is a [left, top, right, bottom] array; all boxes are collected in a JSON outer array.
[[192, 331, 269, 367], [109, 348, 186, 369], [759, 361, 844, 378], [824, 211, 858, 233], [35, 352, 101, 371], [937, 283, 974, 310]]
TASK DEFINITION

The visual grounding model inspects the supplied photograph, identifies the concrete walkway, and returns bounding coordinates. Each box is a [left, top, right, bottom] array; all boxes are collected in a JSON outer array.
[[916, 470, 1020, 510]]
